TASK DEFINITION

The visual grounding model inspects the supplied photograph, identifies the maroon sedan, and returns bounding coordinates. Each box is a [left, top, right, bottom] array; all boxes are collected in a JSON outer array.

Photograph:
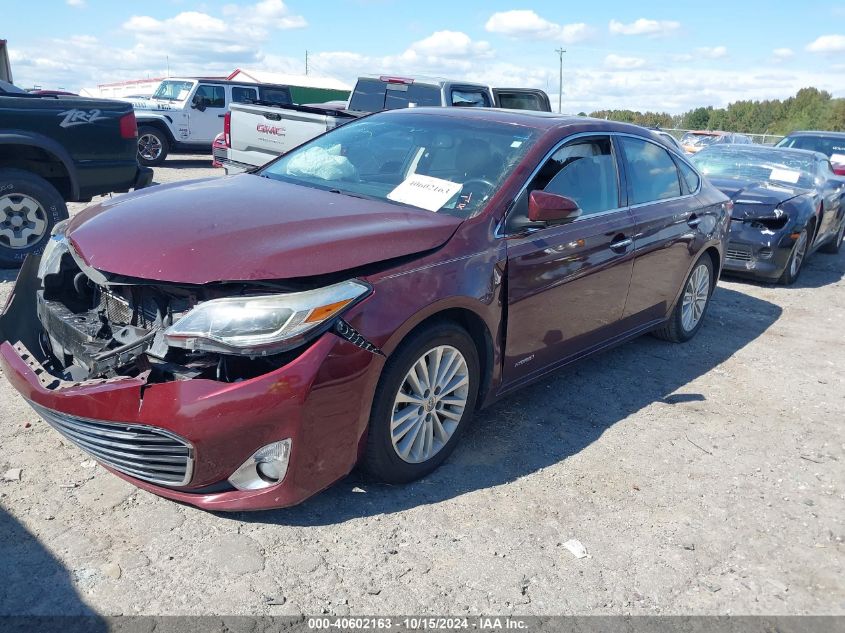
[[0, 108, 730, 511]]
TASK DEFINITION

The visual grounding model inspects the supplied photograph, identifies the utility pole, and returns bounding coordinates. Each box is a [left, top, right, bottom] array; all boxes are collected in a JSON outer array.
[[555, 48, 566, 113], [305, 50, 309, 75]]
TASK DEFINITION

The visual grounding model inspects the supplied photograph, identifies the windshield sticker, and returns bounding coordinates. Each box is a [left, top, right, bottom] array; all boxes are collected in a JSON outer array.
[[510, 140, 523, 148], [177, 89, 191, 100], [830, 153, 845, 165], [769, 168, 800, 184], [387, 174, 463, 212]]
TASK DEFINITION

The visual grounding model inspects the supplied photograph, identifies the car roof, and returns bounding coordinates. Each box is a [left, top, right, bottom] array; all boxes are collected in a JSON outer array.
[[784, 130, 845, 138], [164, 77, 291, 89], [357, 74, 487, 88], [373, 106, 671, 138]]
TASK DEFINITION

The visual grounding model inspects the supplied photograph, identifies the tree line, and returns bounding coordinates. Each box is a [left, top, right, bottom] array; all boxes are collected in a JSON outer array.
[[584, 87, 845, 134]]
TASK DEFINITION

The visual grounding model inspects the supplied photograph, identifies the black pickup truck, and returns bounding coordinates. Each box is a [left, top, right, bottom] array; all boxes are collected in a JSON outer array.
[[0, 81, 152, 266]]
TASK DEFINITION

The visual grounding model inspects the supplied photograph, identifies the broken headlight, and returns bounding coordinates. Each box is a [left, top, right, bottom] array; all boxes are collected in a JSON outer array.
[[37, 219, 70, 280], [163, 280, 370, 356]]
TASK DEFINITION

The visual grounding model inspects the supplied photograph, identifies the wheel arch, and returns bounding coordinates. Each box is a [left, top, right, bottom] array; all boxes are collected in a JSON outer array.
[[136, 118, 177, 146], [0, 132, 79, 200]]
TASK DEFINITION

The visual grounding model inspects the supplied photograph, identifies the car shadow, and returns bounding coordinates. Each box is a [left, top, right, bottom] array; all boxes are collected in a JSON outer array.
[[161, 157, 214, 169], [229, 286, 782, 527], [0, 506, 106, 629]]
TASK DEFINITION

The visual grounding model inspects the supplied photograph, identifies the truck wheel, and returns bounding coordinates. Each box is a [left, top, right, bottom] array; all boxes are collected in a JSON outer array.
[[137, 126, 169, 167], [0, 169, 68, 268]]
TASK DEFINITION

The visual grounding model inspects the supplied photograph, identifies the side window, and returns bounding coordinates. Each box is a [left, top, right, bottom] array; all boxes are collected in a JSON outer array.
[[451, 89, 491, 107], [677, 160, 700, 193], [506, 136, 620, 232], [231, 86, 258, 103], [195, 84, 225, 108], [620, 136, 682, 204]]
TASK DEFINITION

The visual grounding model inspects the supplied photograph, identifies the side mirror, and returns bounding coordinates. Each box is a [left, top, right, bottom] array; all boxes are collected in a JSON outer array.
[[528, 191, 581, 224], [191, 95, 207, 111]]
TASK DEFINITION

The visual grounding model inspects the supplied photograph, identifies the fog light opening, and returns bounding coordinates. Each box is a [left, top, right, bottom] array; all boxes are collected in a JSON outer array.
[[228, 439, 291, 491]]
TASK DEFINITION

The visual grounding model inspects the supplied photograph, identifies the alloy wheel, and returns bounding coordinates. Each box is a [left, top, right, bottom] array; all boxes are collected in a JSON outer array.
[[138, 133, 163, 161], [390, 345, 469, 464], [0, 194, 48, 249], [681, 263, 710, 332], [790, 231, 808, 279]]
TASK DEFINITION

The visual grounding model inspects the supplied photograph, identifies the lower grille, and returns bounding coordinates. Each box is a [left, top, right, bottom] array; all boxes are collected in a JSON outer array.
[[28, 401, 194, 487], [726, 247, 752, 262]]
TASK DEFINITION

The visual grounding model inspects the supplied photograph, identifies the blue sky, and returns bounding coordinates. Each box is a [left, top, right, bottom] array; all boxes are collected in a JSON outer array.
[[5, 0, 845, 113]]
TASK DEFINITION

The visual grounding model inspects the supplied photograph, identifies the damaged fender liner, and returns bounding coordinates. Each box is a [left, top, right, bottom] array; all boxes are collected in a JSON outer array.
[[334, 319, 384, 356]]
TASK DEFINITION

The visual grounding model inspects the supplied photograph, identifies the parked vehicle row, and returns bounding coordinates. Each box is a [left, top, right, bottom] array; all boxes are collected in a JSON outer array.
[[0, 108, 729, 510]]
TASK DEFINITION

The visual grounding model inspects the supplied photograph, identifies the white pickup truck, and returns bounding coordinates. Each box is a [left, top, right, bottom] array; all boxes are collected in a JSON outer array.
[[130, 78, 294, 166], [222, 75, 551, 174]]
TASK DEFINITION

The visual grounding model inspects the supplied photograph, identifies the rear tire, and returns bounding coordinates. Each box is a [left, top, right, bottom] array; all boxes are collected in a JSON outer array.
[[778, 227, 809, 285], [137, 126, 169, 167], [653, 254, 714, 343], [0, 168, 67, 268], [820, 218, 844, 254], [362, 321, 480, 484]]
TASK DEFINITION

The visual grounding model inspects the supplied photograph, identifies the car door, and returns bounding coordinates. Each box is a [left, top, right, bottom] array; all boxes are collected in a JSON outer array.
[[503, 134, 636, 386], [618, 135, 711, 324], [188, 83, 227, 143], [816, 159, 844, 241]]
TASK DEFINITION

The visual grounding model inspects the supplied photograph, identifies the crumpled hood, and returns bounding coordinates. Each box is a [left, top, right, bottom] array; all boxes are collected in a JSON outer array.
[[66, 175, 462, 284], [707, 177, 806, 219]]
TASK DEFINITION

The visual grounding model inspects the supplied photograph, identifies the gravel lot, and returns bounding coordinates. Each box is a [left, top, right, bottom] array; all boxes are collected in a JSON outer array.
[[0, 155, 843, 616]]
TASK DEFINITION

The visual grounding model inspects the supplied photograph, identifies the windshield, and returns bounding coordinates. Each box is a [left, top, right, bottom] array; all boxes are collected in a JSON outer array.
[[259, 113, 540, 218], [692, 146, 816, 188], [152, 80, 194, 101], [681, 133, 721, 147], [778, 135, 845, 164]]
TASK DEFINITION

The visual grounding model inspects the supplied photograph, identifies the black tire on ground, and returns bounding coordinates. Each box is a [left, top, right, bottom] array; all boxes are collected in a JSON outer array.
[[653, 253, 715, 343], [778, 227, 810, 285], [137, 125, 170, 167], [820, 217, 844, 254], [0, 168, 68, 268], [362, 321, 480, 484]]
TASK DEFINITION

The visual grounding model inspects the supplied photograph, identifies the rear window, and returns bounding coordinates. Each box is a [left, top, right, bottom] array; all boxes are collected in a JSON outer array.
[[258, 87, 292, 106], [451, 89, 490, 107], [496, 92, 544, 111], [779, 135, 845, 161], [231, 86, 258, 104], [349, 79, 441, 113]]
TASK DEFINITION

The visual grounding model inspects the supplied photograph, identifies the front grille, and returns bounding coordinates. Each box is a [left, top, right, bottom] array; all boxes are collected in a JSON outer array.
[[28, 401, 194, 487], [726, 247, 752, 262]]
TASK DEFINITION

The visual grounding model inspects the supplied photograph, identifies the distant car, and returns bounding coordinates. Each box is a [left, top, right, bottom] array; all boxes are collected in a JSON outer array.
[[649, 128, 684, 153], [692, 144, 845, 284], [211, 132, 226, 168], [681, 131, 751, 154], [777, 131, 845, 176]]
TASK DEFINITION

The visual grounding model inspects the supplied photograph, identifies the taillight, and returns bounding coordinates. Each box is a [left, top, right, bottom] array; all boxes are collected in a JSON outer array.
[[379, 75, 414, 85], [119, 112, 137, 139], [833, 165, 845, 176], [224, 111, 231, 147]]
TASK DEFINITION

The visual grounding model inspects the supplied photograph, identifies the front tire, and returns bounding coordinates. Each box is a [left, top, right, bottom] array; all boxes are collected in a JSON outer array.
[[653, 254, 714, 343], [362, 321, 480, 483], [778, 227, 809, 285], [0, 168, 67, 268], [137, 126, 170, 167]]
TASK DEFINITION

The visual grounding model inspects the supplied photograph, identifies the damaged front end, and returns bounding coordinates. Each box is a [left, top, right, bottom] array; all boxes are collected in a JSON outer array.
[[2, 221, 371, 387]]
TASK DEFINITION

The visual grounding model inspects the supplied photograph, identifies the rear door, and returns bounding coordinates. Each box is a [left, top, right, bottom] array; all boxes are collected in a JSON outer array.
[[503, 134, 636, 386], [619, 135, 711, 324], [493, 89, 552, 112]]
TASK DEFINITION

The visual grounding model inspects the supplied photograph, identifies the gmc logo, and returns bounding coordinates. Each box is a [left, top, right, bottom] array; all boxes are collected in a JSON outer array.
[[256, 124, 285, 135]]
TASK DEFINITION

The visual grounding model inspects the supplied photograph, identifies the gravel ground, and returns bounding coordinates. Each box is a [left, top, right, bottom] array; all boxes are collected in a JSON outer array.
[[0, 155, 843, 616]]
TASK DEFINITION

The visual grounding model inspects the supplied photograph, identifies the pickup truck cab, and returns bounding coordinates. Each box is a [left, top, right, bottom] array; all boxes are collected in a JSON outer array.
[[131, 78, 293, 166], [223, 75, 551, 174], [0, 86, 151, 266]]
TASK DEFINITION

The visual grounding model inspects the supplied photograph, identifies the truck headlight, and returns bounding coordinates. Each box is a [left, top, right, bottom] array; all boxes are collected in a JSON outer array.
[[164, 280, 369, 355]]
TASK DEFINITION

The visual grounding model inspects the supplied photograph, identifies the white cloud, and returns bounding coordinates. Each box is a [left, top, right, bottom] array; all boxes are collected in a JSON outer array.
[[773, 47, 794, 59], [696, 46, 728, 59], [66, 0, 86, 7], [604, 54, 646, 70], [485, 10, 593, 44], [806, 34, 845, 53], [405, 31, 491, 59], [609, 18, 680, 37]]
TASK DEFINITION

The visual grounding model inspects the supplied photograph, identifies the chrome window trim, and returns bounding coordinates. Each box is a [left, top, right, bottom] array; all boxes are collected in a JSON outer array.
[[497, 130, 704, 238]]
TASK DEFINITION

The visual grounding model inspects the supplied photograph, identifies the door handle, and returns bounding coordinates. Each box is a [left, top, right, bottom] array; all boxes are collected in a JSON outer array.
[[687, 214, 701, 228], [610, 236, 633, 252]]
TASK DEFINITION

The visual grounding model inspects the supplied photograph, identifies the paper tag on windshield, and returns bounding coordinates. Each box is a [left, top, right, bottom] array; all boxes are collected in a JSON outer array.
[[387, 174, 463, 212], [769, 168, 800, 184], [830, 153, 845, 165]]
